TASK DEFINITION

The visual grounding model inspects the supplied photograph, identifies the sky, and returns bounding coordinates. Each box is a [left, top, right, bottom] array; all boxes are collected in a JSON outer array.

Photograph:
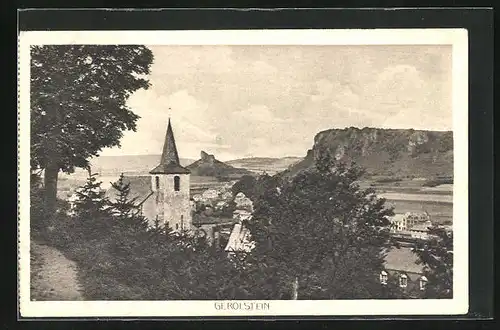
[[101, 45, 452, 161]]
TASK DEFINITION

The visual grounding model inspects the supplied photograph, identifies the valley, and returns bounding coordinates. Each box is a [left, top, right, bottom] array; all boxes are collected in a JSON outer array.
[[58, 169, 453, 226]]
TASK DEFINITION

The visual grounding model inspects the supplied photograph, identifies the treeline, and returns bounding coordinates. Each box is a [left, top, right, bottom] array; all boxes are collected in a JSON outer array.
[[31, 155, 452, 300], [231, 155, 453, 300]]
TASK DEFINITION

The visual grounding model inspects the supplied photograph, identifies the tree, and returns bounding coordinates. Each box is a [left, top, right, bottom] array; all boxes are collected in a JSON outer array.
[[219, 199, 237, 217], [30, 173, 46, 232], [30, 45, 154, 216], [231, 175, 257, 198], [246, 151, 395, 299], [108, 174, 150, 235], [414, 226, 453, 298], [104, 174, 156, 289], [129, 221, 253, 300], [232, 173, 281, 201], [71, 168, 113, 240]]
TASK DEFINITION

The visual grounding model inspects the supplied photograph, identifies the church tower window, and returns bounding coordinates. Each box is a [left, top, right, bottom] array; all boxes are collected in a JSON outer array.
[[155, 176, 160, 189], [174, 175, 180, 191]]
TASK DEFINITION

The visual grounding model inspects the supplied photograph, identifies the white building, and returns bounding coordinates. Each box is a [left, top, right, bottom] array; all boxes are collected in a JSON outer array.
[[408, 222, 432, 240], [220, 191, 233, 201], [390, 212, 430, 232], [202, 189, 219, 200], [234, 192, 253, 212], [225, 223, 255, 253], [192, 194, 203, 202], [215, 201, 229, 210], [233, 209, 253, 222]]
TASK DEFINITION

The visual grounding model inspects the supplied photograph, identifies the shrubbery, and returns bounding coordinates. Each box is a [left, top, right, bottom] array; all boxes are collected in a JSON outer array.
[[31, 172, 251, 300], [30, 163, 454, 300]]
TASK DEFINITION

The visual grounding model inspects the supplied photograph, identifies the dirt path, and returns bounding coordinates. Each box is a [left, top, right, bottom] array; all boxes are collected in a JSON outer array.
[[30, 241, 84, 301]]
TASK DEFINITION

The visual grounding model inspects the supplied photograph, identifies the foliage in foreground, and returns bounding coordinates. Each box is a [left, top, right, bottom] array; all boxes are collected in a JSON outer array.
[[31, 160, 454, 300], [414, 226, 453, 298], [244, 152, 396, 299], [30, 45, 154, 217], [32, 172, 252, 300]]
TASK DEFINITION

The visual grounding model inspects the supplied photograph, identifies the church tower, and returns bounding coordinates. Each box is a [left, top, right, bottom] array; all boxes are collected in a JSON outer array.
[[149, 119, 192, 232]]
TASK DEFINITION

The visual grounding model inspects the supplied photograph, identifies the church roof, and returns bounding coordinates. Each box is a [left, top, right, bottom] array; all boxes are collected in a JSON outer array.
[[105, 176, 153, 203], [150, 162, 191, 175], [149, 118, 190, 175]]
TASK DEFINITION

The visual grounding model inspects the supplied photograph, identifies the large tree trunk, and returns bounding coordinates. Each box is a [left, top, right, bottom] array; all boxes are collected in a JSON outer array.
[[43, 160, 59, 220], [292, 276, 299, 300]]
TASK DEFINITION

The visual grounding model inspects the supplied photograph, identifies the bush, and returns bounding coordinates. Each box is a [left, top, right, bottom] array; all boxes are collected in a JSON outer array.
[[32, 171, 254, 300]]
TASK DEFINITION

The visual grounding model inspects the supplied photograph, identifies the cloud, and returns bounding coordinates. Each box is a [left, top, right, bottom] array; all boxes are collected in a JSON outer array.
[[373, 65, 425, 106], [113, 89, 221, 157], [250, 60, 278, 74], [149, 45, 236, 75], [100, 45, 452, 159], [233, 105, 289, 123], [310, 79, 334, 102]]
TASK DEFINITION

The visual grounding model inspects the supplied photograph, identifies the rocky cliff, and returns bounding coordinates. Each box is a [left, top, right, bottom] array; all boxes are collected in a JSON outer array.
[[187, 151, 252, 177], [285, 127, 453, 179]]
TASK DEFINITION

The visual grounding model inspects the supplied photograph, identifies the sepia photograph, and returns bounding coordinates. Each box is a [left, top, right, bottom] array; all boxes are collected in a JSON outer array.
[[17, 28, 468, 317]]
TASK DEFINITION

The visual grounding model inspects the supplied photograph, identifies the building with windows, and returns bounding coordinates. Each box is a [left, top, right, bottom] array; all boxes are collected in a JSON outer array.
[[390, 212, 430, 232], [148, 118, 192, 232], [381, 247, 429, 296], [202, 189, 219, 201], [389, 212, 433, 241], [104, 119, 192, 233]]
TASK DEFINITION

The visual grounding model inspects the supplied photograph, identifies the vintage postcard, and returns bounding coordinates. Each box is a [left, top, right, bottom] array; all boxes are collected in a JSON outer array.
[[18, 28, 468, 317]]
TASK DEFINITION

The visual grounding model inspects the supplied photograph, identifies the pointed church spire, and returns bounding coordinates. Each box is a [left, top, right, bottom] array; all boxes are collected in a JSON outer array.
[[161, 118, 180, 166], [150, 118, 190, 174]]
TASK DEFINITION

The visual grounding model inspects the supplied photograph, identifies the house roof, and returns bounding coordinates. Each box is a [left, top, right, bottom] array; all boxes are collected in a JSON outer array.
[[384, 247, 424, 274], [410, 223, 431, 232], [390, 214, 405, 223], [149, 118, 190, 175], [225, 223, 255, 252]]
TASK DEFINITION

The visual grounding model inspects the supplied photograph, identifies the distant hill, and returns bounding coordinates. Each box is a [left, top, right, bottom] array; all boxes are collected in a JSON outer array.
[[76, 154, 301, 178], [186, 151, 252, 178], [226, 157, 303, 175], [282, 127, 453, 179], [88, 154, 195, 176]]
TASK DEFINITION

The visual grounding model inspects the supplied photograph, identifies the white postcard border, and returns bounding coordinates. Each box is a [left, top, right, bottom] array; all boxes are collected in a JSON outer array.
[[18, 28, 469, 317]]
